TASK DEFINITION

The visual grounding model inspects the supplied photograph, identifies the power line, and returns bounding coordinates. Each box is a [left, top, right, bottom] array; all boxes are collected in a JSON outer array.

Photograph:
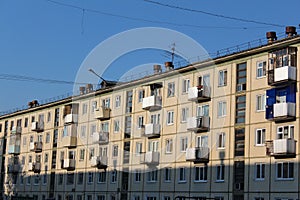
[[144, 0, 285, 28], [45, 0, 269, 30], [0, 74, 91, 85]]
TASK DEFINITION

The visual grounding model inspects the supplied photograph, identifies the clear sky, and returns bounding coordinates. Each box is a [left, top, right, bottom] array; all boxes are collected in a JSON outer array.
[[1, 0, 300, 113]]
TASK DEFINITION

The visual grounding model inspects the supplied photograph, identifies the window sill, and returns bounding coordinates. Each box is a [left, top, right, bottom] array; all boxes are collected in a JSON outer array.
[[254, 144, 265, 147], [218, 84, 227, 88], [215, 180, 225, 183], [254, 178, 265, 181], [275, 178, 294, 181], [178, 180, 187, 184], [256, 110, 265, 113], [194, 180, 207, 183], [256, 76, 266, 80]]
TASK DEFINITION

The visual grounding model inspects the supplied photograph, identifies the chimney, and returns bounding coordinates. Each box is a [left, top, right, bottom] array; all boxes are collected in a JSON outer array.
[[86, 84, 93, 93], [79, 87, 86, 95], [165, 62, 174, 71], [28, 101, 33, 108], [153, 65, 162, 74], [286, 26, 297, 37], [266, 31, 277, 43]]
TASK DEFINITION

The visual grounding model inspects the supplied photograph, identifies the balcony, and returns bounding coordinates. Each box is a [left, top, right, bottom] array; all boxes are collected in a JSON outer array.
[[11, 126, 22, 134], [266, 138, 296, 158], [144, 124, 161, 138], [142, 96, 162, 111], [268, 66, 296, 86], [28, 162, 41, 173], [64, 114, 78, 124], [61, 136, 77, 148], [62, 159, 75, 170], [8, 145, 20, 155], [90, 156, 108, 169], [273, 102, 296, 122], [92, 131, 109, 144], [30, 142, 43, 153], [31, 122, 44, 132], [186, 147, 209, 163], [94, 107, 111, 120], [187, 116, 210, 132], [8, 164, 19, 173], [188, 86, 211, 102], [140, 151, 159, 165]]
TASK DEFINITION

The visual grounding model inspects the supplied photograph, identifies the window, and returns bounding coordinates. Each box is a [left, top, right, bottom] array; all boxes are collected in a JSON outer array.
[[114, 120, 120, 133], [277, 125, 294, 139], [136, 142, 142, 155], [179, 167, 186, 182], [217, 101, 227, 117], [146, 197, 157, 200], [256, 94, 265, 111], [24, 118, 28, 127], [27, 176, 31, 185], [195, 166, 208, 182], [216, 165, 225, 181], [47, 112, 51, 123], [276, 162, 294, 180], [180, 137, 188, 152], [89, 148, 95, 160], [165, 139, 173, 153], [98, 171, 106, 183], [91, 101, 97, 113], [236, 62, 247, 92], [197, 105, 209, 117], [148, 141, 158, 152], [88, 172, 94, 184], [90, 124, 96, 137], [111, 170, 117, 183], [164, 167, 171, 182], [236, 95, 246, 124], [138, 90, 145, 103], [82, 103, 88, 115], [87, 195, 92, 200], [197, 135, 208, 148], [218, 69, 227, 86], [137, 116, 144, 129], [45, 132, 50, 143], [181, 108, 189, 122], [58, 174, 63, 185], [44, 153, 48, 163], [167, 111, 174, 125], [256, 61, 266, 78], [97, 195, 105, 200], [255, 129, 265, 146], [79, 149, 85, 160], [217, 132, 225, 149], [215, 197, 224, 200], [255, 163, 265, 180], [147, 170, 158, 182], [23, 137, 27, 146], [115, 95, 121, 108], [77, 172, 83, 185], [167, 82, 175, 97], [34, 175, 39, 185], [80, 125, 86, 138], [67, 173, 74, 185], [135, 169, 141, 182], [112, 145, 118, 157], [102, 98, 111, 108], [182, 79, 190, 93]]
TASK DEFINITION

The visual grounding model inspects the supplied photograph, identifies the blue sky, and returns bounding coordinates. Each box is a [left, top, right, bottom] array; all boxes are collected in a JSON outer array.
[[1, 0, 300, 113]]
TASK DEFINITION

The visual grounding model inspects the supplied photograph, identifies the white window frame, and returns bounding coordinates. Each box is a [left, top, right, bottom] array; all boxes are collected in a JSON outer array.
[[217, 132, 225, 149], [115, 95, 121, 108], [136, 142, 142, 155], [164, 167, 171, 182], [113, 120, 120, 133], [182, 79, 190, 94], [97, 171, 106, 183], [180, 137, 188, 152], [216, 165, 225, 182], [194, 166, 207, 182], [111, 170, 117, 183], [197, 135, 208, 148], [178, 167, 186, 183], [217, 101, 227, 117], [82, 103, 88, 115], [277, 125, 294, 139], [256, 94, 266, 112], [181, 107, 189, 123], [87, 172, 93, 184], [256, 61, 266, 78], [137, 116, 144, 129], [276, 162, 294, 180], [218, 69, 227, 86], [112, 145, 118, 157], [147, 170, 158, 182], [167, 110, 174, 125], [134, 169, 141, 182], [255, 129, 265, 146], [138, 90, 144, 103], [165, 139, 173, 153], [167, 82, 175, 97]]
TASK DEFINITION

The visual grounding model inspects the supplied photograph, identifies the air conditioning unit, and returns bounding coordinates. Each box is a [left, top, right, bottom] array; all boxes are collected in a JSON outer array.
[[237, 83, 246, 92]]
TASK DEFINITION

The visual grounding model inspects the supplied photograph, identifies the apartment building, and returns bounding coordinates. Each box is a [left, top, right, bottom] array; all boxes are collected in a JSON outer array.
[[0, 26, 300, 200]]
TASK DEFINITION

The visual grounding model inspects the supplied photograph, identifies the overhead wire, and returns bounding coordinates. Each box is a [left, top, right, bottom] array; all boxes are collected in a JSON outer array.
[[144, 0, 285, 28], [45, 0, 270, 30]]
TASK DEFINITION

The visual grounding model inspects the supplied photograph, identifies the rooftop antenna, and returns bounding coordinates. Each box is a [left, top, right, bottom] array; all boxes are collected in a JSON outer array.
[[162, 42, 181, 62], [88, 68, 107, 88]]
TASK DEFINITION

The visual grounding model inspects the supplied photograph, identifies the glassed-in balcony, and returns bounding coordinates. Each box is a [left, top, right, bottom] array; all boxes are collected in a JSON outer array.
[[266, 138, 296, 158], [186, 147, 209, 163], [90, 156, 108, 169], [94, 107, 111, 120], [143, 124, 161, 138], [188, 85, 211, 102], [140, 151, 159, 165], [142, 96, 162, 111], [8, 135, 21, 155], [11, 126, 22, 134], [61, 124, 77, 148], [187, 116, 210, 132], [64, 114, 78, 124], [28, 162, 41, 173]]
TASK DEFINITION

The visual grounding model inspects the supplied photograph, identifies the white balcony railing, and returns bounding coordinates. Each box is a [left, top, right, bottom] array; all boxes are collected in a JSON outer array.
[[94, 107, 111, 120], [90, 156, 108, 168], [64, 114, 78, 124], [188, 86, 211, 102], [63, 159, 75, 169], [274, 66, 296, 83], [187, 116, 210, 132], [144, 124, 161, 137], [273, 102, 296, 119], [142, 96, 162, 111], [186, 147, 209, 162], [140, 151, 159, 165], [266, 138, 296, 157]]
